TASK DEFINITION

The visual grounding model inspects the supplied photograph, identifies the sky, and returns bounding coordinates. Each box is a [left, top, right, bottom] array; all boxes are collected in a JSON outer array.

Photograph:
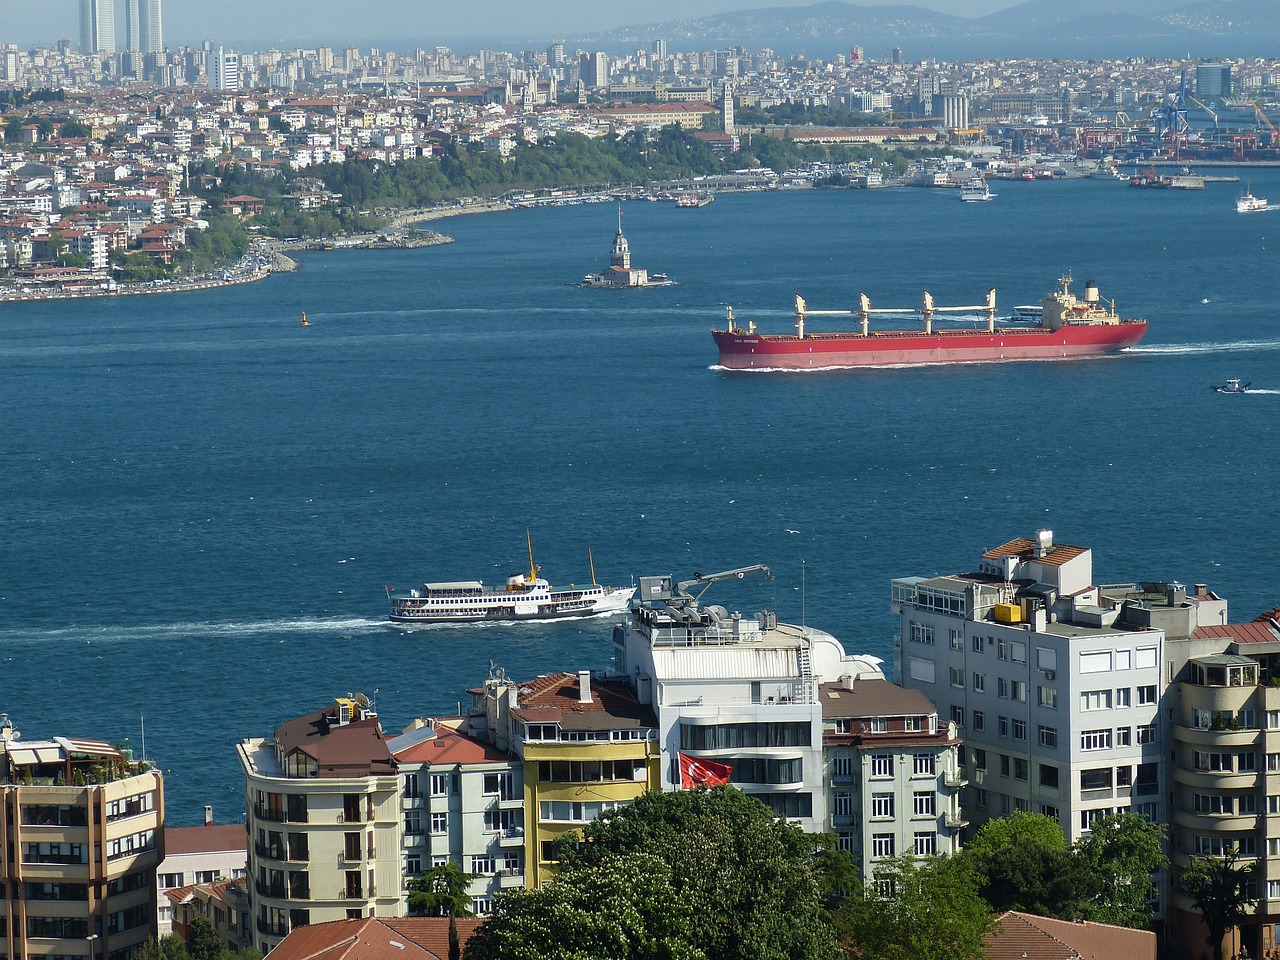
[[4, 0, 1018, 50]]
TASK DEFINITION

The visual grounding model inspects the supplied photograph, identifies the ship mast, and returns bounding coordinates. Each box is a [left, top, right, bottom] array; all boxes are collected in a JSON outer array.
[[526, 530, 538, 582]]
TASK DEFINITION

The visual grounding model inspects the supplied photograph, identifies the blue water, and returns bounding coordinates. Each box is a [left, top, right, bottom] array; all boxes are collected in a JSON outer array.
[[4, 176, 1280, 824]]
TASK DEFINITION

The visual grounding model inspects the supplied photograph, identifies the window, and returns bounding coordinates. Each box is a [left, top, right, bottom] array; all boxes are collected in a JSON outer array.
[[1137, 724, 1157, 744], [950, 667, 964, 688], [1137, 685, 1158, 705], [1014, 758, 1028, 781], [158, 873, 183, 888], [910, 622, 934, 645], [402, 774, 418, 798], [913, 753, 936, 777], [429, 774, 449, 796], [971, 748, 986, 770], [1011, 641, 1026, 663], [949, 629, 962, 650], [1239, 752, 1257, 772], [1268, 753, 1280, 773], [972, 672, 985, 693], [871, 754, 893, 778], [471, 898, 494, 916], [972, 634, 984, 653], [871, 793, 894, 819], [1194, 752, 1233, 772], [405, 854, 421, 875], [1038, 725, 1058, 749], [832, 793, 853, 818], [1010, 680, 1026, 702], [1081, 690, 1113, 711], [833, 755, 853, 780], [914, 832, 937, 856], [483, 772, 514, 798], [430, 812, 447, 833], [974, 788, 988, 809], [1012, 719, 1026, 741], [869, 718, 887, 733], [872, 834, 895, 858], [950, 705, 964, 727], [1039, 686, 1058, 709], [1039, 764, 1060, 788], [1082, 729, 1112, 751], [913, 791, 936, 817], [1116, 727, 1132, 747], [998, 716, 1009, 738], [1080, 768, 1113, 791], [972, 710, 985, 732], [403, 810, 422, 834], [1000, 754, 1011, 777], [998, 638, 1008, 661], [470, 856, 494, 875], [1115, 687, 1132, 707], [997, 677, 1009, 699], [904, 716, 924, 732]]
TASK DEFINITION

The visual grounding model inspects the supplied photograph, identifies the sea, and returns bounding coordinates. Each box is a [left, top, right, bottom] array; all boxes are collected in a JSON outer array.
[[4, 174, 1280, 825]]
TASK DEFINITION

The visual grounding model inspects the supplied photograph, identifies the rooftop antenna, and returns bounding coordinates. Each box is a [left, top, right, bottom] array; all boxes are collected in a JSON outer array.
[[801, 560, 807, 631]]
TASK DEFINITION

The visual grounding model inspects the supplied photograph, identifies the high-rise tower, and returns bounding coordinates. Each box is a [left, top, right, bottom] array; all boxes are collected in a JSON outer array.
[[79, 0, 116, 54]]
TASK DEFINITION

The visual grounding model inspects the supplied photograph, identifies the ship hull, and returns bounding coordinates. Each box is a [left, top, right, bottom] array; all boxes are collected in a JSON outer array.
[[390, 586, 634, 624], [712, 323, 1148, 370]]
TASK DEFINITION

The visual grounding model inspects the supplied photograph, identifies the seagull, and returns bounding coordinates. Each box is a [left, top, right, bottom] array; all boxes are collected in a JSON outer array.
[[784, 529, 799, 534]]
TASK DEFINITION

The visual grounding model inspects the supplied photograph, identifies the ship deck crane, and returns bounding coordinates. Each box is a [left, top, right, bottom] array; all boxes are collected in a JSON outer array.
[[677, 565, 773, 604], [922, 288, 998, 334], [793, 293, 913, 338]]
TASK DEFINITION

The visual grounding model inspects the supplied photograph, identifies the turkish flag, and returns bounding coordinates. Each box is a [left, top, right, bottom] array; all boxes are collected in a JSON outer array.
[[679, 753, 733, 789]]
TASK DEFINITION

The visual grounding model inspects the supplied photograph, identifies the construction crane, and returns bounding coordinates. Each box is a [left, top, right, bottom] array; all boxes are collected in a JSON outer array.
[[677, 565, 773, 604]]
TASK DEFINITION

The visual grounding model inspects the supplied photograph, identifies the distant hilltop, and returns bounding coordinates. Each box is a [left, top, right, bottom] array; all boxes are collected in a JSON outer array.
[[573, 0, 1280, 48]]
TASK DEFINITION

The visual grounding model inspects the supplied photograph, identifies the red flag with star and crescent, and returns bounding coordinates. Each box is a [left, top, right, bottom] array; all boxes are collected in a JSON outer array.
[[679, 753, 733, 789]]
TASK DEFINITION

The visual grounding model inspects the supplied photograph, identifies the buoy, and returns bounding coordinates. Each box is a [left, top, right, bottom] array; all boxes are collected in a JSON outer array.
[[300, 312, 309, 326]]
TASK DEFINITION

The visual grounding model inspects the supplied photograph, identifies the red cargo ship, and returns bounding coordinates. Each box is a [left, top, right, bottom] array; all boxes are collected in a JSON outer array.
[[711, 275, 1148, 371]]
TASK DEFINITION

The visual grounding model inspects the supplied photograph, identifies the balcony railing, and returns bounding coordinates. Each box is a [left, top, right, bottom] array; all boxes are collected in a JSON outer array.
[[254, 842, 285, 861], [256, 920, 288, 937]]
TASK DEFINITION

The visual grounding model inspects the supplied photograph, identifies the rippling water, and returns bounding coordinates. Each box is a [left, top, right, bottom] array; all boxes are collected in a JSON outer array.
[[4, 175, 1280, 823]]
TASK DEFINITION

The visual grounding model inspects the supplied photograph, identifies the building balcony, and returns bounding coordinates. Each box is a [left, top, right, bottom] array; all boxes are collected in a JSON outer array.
[[944, 813, 968, 830], [256, 920, 288, 937], [253, 880, 286, 899], [402, 833, 424, 849], [943, 771, 968, 788], [497, 869, 524, 888], [498, 828, 525, 848], [254, 842, 285, 861], [498, 795, 523, 809]]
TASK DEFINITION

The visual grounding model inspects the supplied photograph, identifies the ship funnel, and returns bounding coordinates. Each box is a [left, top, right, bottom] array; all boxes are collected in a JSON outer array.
[[1084, 280, 1099, 304]]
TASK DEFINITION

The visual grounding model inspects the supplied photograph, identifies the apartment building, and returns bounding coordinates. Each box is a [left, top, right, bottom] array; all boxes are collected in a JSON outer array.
[[472, 670, 660, 888], [388, 719, 524, 915], [820, 675, 964, 880], [238, 695, 401, 952], [612, 566, 893, 836], [893, 531, 1183, 841], [0, 714, 164, 960], [155, 810, 246, 936]]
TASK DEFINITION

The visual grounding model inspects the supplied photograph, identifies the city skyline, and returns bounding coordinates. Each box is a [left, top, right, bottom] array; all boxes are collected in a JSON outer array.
[[17, 0, 1019, 50]]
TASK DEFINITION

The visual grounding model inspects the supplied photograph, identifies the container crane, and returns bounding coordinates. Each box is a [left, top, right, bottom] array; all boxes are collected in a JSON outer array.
[[1250, 100, 1278, 147]]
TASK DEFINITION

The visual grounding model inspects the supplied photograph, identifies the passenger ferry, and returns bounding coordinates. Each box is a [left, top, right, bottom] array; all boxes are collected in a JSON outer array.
[[959, 177, 994, 202], [388, 535, 634, 624]]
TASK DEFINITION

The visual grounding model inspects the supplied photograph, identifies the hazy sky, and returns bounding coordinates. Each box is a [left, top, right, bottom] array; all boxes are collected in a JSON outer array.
[[5, 0, 1017, 49]]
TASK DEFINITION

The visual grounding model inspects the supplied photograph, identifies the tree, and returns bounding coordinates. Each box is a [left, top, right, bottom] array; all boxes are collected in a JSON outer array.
[[408, 861, 475, 918], [1180, 849, 1256, 960], [1073, 813, 1167, 928], [962, 812, 1097, 919], [464, 854, 704, 960], [187, 917, 222, 960], [554, 787, 839, 960], [835, 855, 993, 960]]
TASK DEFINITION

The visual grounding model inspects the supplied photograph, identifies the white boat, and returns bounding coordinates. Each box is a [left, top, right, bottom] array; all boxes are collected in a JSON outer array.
[[1010, 304, 1043, 323], [1237, 187, 1268, 213], [959, 177, 994, 202], [1211, 379, 1252, 394], [388, 535, 634, 624]]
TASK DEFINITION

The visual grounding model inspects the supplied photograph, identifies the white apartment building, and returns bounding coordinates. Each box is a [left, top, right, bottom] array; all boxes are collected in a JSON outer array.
[[894, 530, 1171, 841], [155, 811, 246, 936], [239, 695, 401, 953], [613, 565, 890, 835], [388, 719, 524, 916], [821, 676, 964, 880]]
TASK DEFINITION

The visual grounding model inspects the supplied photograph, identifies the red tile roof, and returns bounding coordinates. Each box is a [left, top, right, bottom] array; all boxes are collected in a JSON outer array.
[[164, 823, 246, 856], [267, 917, 483, 960], [983, 911, 1155, 960], [1191, 617, 1280, 645], [391, 720, 510, 765], [983, 538, 1088, 568]]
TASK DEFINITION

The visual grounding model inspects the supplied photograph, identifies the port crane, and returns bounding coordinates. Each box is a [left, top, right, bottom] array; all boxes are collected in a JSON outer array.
[[1250, 100, 1278, 146], [1154, 70, 1190, 158]]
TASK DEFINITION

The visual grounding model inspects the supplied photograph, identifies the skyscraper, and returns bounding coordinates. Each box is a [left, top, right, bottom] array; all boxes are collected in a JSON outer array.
[[210, 46, 240, 91], [79, 0, 116, 54], [137, 0, 163, 53]]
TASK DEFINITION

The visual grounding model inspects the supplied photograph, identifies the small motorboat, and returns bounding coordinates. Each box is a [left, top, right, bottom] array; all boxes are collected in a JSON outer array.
[[1211, 379, 1251, 394]]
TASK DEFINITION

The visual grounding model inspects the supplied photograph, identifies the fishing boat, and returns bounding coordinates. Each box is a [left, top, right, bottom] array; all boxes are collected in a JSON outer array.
[[1211, 379, 1252, 394], [388, 535, 634, 623]]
